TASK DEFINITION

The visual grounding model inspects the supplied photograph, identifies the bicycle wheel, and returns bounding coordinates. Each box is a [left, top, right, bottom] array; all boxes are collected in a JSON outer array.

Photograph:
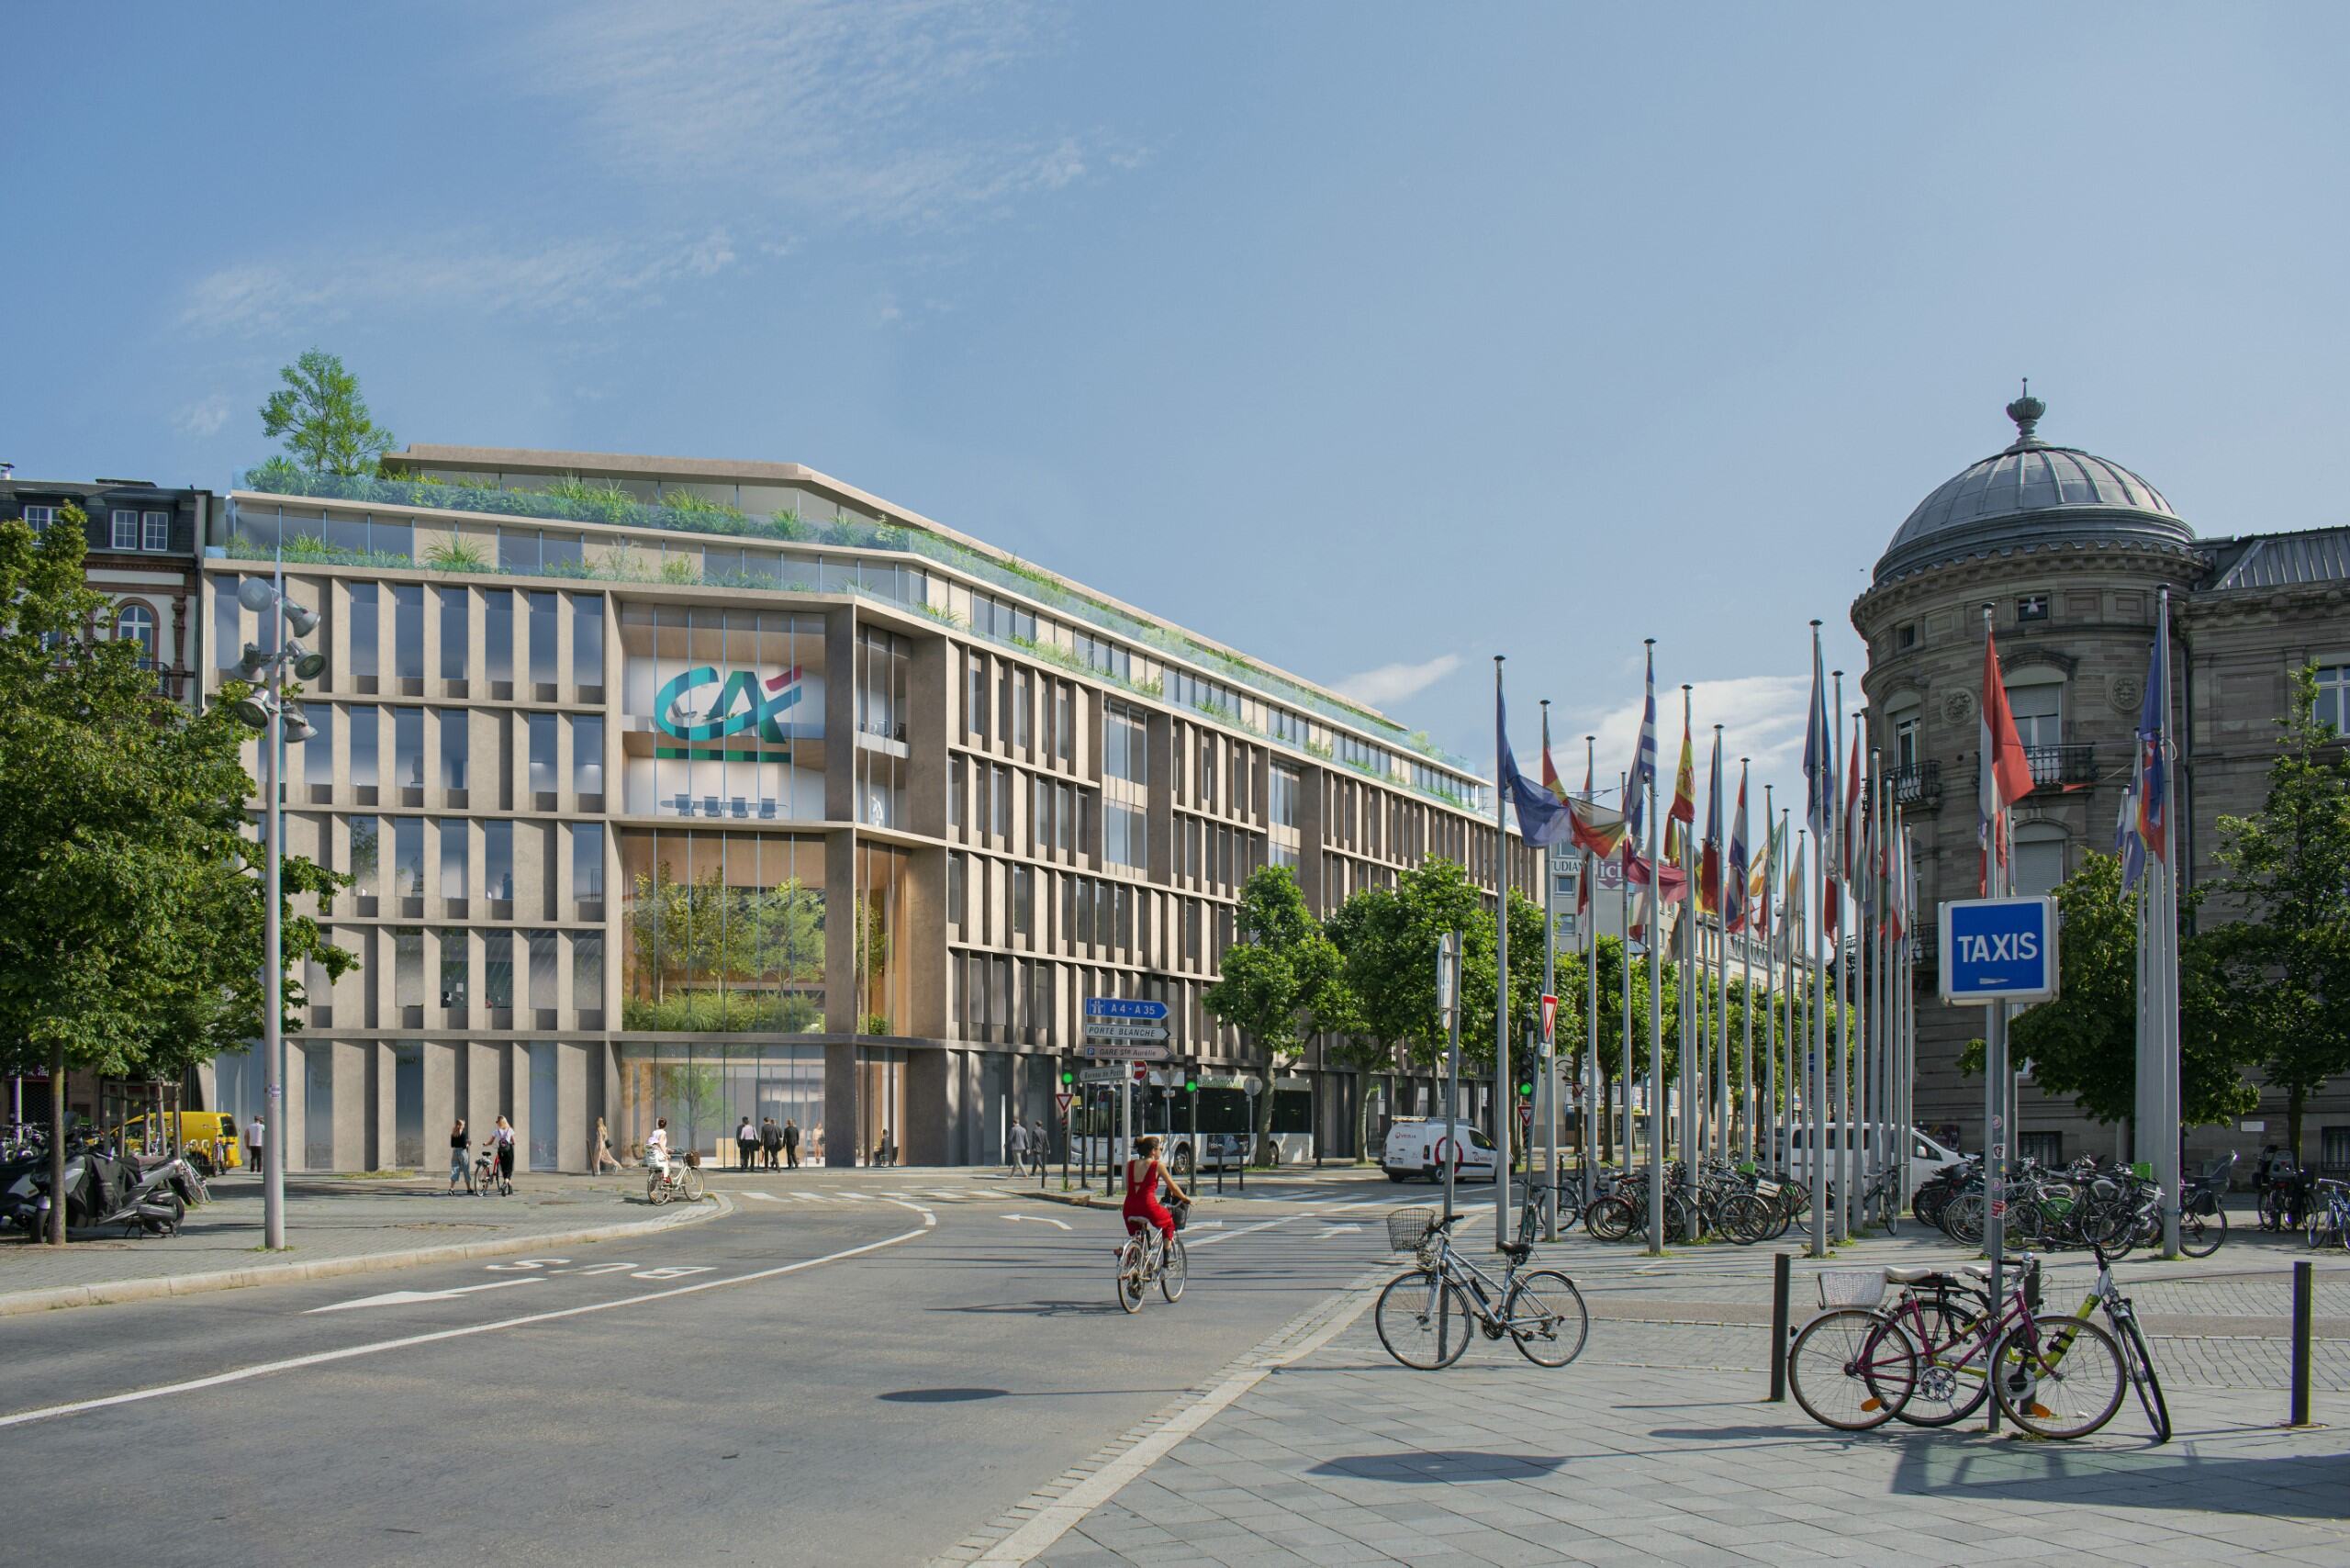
[[2112, 1310, 2171, 1444], [1789, 1309, 1917, 1431], [1584, 1195, 1634, 1242], [1994, 1316, 2127, 1439], [681, 1166, 706, 1202], [1159, 1238, 1187, 1303], [1505, 1270, 1590, 1368], [2178, 1197, 2225, 1258], [647, 1176, 669, 1205], [1718, 1193, 1772, 1246], [1115, 1240, 1147, 1315], [1943, 1193, 1984, 1246], [1374, 1269, 1476, 1370], [1888, 1299, 1991, 1428]]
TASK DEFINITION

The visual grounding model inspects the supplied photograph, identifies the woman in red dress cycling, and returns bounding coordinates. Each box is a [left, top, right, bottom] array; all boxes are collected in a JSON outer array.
[[1123, 1134, 1190, 1247]]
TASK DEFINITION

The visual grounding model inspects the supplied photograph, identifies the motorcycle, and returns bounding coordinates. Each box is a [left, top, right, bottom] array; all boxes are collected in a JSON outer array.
[[4, 1138, 188, 1238]]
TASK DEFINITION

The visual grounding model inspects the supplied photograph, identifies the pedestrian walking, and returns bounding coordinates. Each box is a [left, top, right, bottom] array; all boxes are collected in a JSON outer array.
[[735, 1116, 757, 1170], [761, 1116, 782, 1170], [492, 1115, 516, 1195], [247, 1114, 266, 1178], [782, 1118, 800, 1170], [590, 1116, 619, 1175], [1031, 1119, 1049, 1175], [448, 1118, 472, 1195], [1006, 1118, 1030, 1177]]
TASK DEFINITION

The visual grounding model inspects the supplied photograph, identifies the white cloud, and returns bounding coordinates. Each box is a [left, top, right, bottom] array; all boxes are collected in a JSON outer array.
[[180, 230, 740, 335], [1335, 653, 1462, 709], [173, 391, 233, 438], [517, 1, 1108, 227], [1565, 672, 1817, 812]]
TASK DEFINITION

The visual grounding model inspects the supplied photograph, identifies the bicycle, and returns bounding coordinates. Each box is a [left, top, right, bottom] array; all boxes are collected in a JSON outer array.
[[2307, 1178, 2350, 1255], [1374, 1207, 1589, 1369], [1790, 1254, 2128, 1439], [1114, 1202, 1188, 1313], [645, 1155, 706, 1205]]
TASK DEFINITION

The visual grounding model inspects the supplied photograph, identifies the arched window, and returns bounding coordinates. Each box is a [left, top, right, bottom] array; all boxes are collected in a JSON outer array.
[[116, 602, 157, 671]]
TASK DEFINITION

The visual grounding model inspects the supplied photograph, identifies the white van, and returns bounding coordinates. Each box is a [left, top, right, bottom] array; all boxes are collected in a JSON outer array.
[[1381, 1118, 1501, 1184], [1773, 1125, 1963, 1191]]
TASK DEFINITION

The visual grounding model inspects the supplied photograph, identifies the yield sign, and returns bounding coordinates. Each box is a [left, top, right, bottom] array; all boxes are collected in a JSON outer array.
[[1539, 992, 1559, 1047], [1054, 1092, 1073, 1117]]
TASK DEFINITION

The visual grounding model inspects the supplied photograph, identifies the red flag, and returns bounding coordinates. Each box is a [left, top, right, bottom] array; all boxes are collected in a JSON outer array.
[[1568, 796, 1630, 860], [1979, 628, 2035, 893]]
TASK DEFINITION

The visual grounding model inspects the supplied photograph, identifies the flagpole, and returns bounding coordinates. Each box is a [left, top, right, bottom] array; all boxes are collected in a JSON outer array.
[[1711, 725, 1728, 1172], [1647, 742, 1665, 1256], [1539, 699, 1559, 1241], [1583, 736, 1599, 1196], [1871, 745, 1887, 1207], [1829, 670, 1850, 1243], [1980, 604, 2013, 1429], [1493, 656, 1512, 1256], [1758, 781, 1773, 1167], [2156, 586, 2182, 1258], [1620, 771, 1633, 1171]]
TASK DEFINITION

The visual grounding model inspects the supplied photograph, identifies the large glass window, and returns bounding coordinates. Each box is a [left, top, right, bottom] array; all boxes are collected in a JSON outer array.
[[573, 594, 603, 690], [2316, 665, 2350, 734], [349, 584, 379, 682], [616, 605, 826, 821], [857, 627, 909, 741], [1105, 703, 1147, 784], [1270, 763, 1301, 828], [304, 702, 334, 784], [2007, 683, 2063, 751], [391, 816, 423, 898], [484, 820, 514, 902], [1106, 803, 1146, 868], [528, 930, 559, 1014], [968, 654, 988, 737], [349, 705, 379, 789], [529, 1044, 559, 1170], [484, 931, 514, 1008], [349, 815, 379, 898], [391, 584, 423, 680], [2014, 827, 2068, 898], [572, 822, 605, 902], [484, 590, 514, 685], [528, 591, 557, 687], [115, 603, 156, 670], [438, 587, 467, 679], [574, 933, 604, 1010], [528, 713, 557, 797], [437, 930, 469, 1007], [574, 716, 604, 797], [392, 707, 423, 790], [439, 710, 468, 790], [394, 927, 425, 1008], [619, 830, 828, 1032], [438, 818, 467, 899]]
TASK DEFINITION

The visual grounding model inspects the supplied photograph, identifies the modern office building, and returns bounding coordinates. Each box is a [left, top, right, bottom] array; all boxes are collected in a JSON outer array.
[[1853, 391, 2350, 1170], [4, 475, 215, 1135], [202, 447, 1527, 1170]]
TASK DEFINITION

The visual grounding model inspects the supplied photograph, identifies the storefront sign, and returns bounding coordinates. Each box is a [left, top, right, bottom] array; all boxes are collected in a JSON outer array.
[[654, 665, 804, 746]]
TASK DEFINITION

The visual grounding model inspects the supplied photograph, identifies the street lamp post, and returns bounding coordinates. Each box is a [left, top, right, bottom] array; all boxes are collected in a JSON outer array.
[[1438, 929, 1460, 1223], [231, 565, 324, 1252]]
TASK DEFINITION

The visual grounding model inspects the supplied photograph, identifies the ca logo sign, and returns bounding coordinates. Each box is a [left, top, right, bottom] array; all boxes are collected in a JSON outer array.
[[654, 666, 803, 743]]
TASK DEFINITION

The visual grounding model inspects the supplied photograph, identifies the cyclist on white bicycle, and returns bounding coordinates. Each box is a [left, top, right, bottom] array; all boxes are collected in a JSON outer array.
[[1122, 1134, 1189, 1249], [646, 1118, 672, 1177]]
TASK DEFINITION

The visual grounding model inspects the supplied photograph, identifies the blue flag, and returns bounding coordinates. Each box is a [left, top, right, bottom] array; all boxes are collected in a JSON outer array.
[[1499, 678, 1571, 848], [1625, 644, 1658, 843], [1802, 625, 1832, 840]]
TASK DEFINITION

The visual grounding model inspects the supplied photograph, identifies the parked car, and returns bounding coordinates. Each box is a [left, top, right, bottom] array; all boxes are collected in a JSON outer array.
[[1382, 1117, 1500, 1184], [1771, 1124, 1960, 1191]]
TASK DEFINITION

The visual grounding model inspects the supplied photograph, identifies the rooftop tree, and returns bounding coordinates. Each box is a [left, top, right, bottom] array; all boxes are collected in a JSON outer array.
[[260, 349, 395, 476]]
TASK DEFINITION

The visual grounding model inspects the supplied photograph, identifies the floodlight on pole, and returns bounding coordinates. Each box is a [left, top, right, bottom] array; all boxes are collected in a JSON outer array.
[[286, 642, 327, 680], [231, 693, 274, 729], [236, 643, 272, 681]]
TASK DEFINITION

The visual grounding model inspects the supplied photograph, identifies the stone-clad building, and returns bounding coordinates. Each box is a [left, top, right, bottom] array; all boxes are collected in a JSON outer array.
[[1854, 391, 2350, 1171]]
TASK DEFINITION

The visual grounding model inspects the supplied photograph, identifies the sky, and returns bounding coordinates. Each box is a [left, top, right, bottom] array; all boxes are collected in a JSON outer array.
[[8, 1, 2350, 829]]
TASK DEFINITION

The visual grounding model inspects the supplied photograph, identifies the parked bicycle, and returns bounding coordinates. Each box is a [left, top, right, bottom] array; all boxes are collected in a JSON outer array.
[[1375, 1206, 1588, 1369], [2307, 1178, 2350, 1255]]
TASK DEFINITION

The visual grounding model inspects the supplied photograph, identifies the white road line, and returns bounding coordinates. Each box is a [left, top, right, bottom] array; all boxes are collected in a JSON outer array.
[[1183, 1215, 1298, 1249], [740, 1192, 782, 1202], [879, 1197, 937, 1228], [1000, 1214, 1072, 1230], [306, 1279, 545, 1315], [0, 1229, 928, 1432]]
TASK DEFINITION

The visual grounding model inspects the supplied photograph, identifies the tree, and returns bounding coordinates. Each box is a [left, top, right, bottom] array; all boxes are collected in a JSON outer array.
[[2202, 666, 2350, 1163], [1319, 888, 1398, 1161], [259, 349, 395, 476], [0, 510, 352, 1241], [1203, 866, 1342, 1164]]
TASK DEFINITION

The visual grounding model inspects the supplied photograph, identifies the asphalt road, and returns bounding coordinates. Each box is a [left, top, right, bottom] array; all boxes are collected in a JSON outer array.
[[0, 1170, 1398, 1568]]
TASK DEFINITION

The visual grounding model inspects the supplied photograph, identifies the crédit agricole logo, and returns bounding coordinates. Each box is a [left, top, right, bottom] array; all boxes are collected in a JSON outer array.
[[652, 665, 804, 759]]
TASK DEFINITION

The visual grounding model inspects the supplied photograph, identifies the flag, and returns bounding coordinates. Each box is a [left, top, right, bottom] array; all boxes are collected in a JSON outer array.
[[1725, 762, 1751, 935], [1539, 708, 1563, 801], [1842, 734, 1863, 879], [1784, 834, 1807, 946], [2135, 612, 2170, 864], [1751, 814, 1782, 935], [1668, 712, 1697, 849], [1577, 744, 1595, 917], [1626, 645, 1658, 844], [1498, 677, 1572, 848], [1626, 850, 1691, 902], [1567, 795, 1630, 860], [2116, 772, 2147, 891], [1699, 728, 1724, 916], [1886, 825, 1908, 942], [1803, 626, 1832, 840], [1978, 627, 2035, 894]]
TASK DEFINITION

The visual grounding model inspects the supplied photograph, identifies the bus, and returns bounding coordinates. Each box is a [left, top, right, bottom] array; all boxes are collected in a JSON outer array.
[[1072, 1072, 1314, 1172]]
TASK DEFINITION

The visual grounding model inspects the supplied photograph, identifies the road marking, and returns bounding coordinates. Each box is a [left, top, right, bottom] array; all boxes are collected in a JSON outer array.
[[0, 1229, 928, 1431], [1000, 1214, 1072, 1230], [1184, 1215, 1298, 1249], [1315, 1224, 1364, 1238], [879, 1197, 937, 1228], [1186, 1220, 1225, 1229], [307, 1279, 544, 1315], [739, 1192, 782, 1202]]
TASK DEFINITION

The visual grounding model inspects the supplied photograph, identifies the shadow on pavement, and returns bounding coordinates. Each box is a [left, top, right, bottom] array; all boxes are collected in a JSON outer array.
[[1307, 1450, 1568, 1482]]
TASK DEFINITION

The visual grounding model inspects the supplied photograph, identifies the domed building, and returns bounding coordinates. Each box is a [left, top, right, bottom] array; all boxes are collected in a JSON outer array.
[[1854, 389, 2350, 1170]]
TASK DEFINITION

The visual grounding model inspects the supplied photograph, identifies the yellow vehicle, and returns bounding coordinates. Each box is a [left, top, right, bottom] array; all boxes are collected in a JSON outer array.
[[115, 1112, 243, 1175]]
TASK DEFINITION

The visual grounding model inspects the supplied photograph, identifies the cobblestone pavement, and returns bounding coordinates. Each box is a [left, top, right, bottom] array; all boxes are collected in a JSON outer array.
[[1020, 1309, 2347, 1568], [0, 1171, 712, 1303]]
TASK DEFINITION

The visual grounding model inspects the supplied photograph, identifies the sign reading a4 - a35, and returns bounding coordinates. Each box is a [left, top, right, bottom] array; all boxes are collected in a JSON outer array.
[[654, 666, 804, 745]]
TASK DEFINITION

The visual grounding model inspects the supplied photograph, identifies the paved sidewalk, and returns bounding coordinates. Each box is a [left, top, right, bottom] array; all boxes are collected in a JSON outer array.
[[0, 1172, 722, 1314]]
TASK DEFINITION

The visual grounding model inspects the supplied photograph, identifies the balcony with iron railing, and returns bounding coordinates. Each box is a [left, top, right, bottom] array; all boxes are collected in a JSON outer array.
[[2023, 743, 2098, 791], [1892, 759, 1941, 810]]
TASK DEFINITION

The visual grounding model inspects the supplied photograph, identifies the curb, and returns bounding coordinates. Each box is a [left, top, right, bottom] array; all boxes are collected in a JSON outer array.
[[0, 1193, 733, 1318]]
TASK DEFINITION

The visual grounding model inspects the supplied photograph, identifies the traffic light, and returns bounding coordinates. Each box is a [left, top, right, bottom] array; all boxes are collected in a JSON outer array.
[[1516, 1070, 1537, 1101], [1059, 1058, 1077, 1087], [1182, 1063, 1199, 1093]]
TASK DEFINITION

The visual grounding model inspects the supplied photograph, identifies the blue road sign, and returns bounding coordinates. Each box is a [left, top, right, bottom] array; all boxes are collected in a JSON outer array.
[[1084, 997, 1169, 1021], [1939, 896, 2059, 1005]]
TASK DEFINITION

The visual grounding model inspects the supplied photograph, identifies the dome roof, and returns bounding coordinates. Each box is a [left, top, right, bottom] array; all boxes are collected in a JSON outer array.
[[1873, 388, 2190, 583]]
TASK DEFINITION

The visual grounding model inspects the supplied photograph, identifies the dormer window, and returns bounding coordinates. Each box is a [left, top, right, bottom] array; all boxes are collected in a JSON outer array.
[[2018, 593, 2050, 623]]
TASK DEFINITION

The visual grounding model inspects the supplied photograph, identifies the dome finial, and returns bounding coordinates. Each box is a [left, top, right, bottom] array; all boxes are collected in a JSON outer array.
[[2005, 377, 2046, 448]]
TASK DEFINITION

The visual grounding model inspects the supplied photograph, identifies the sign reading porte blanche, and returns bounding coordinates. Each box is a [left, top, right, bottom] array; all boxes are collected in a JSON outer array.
[[1939, 896, 2059, 1004]]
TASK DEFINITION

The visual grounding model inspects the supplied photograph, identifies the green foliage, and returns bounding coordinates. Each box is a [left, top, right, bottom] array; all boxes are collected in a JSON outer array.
[[625, 864, 825, 1030], [541, 476, 642, 525], [423, 535, 494, 572], [658, 554, 701, 585], [860, 1013, 893, 1036], [919, 602, 967, 629], [2200, 665, 2350, 1159], [259, 350, 395, 476], [655, 488, 748, 524], [621, 991, 822, 1033], [0, 510, 354, 1236], [1205, 867, 1346, 1162]]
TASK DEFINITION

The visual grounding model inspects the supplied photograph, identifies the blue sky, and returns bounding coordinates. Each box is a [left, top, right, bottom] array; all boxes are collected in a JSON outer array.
[[8, 1, 2348, 825]]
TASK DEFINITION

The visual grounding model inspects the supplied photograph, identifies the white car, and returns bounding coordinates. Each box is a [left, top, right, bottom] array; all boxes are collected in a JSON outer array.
[[1381, 1117, 1500, 1184], [1772, 1124, 1963, 1192]]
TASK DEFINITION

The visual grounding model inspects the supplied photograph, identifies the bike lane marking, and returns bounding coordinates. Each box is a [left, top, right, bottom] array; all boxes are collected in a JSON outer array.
[[0, 1227, 928, 1432]]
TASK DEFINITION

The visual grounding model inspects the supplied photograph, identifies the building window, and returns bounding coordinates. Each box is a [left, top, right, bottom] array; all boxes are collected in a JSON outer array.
[[1104, 703, 1148, 785], [439, 710, 468, 790], [2013, 827, 2067, 898], [1106, 803, 1146, 869], [1013, 669, 1032, 747], [111, 510, 139, 550], [2019, 1131, 2064, 1168], [1897, 622, 1918, 650], [571, 822, 604, 902], [2017, 593, 2050, 623], [2007, 683, 2062, 751], [1269, 763, 1301, 828], [1056, 684, 1073, 763], [947, 852, 965, 927], [20, 505, 53, 533], [1895, 716, 1919, 771], [483, 820, 514, 902], [1013, 864, 1032, 936], [115, 603, 157, 670], [993, 765, 1012, 837], [948, 756, 964, 828], [968, 654, 988, 737], [142, 510, 170, 552], [2322, 1126, 2350, 1174], [2315, 665, 2350, 735]]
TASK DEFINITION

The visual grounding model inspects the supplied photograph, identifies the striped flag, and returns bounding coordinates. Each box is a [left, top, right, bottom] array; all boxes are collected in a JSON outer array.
[[1699, 728, 1724, 915], [1978, 626, 2035, 894], [1625, 644, 1659, 845], [1578, 743, 1596, 917], [1567, 795, 1631, 860], [1724, 762, 1751, 935], [2135, 610, 2170, 865]]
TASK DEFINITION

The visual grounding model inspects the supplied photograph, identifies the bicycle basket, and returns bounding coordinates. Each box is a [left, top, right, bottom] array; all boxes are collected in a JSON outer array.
[[1387, 1206, 1437, 1254], [1817, 1269, 1887, 1310]]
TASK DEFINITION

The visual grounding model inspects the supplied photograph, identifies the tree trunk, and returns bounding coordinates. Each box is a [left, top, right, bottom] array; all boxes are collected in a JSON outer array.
[[46, 1047, 66, 1246], [1354, 1063, 1372, 1164], [1252, 1052, 1277, 1166], [2288, 1085, 2307, 1173], [1601, 1070, 1615, 1163]]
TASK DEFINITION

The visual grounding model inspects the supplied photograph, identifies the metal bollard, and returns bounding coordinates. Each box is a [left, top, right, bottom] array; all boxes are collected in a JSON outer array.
[[1769, 1251, 1792, 1402], [2291, 1259, 2313, 1428]]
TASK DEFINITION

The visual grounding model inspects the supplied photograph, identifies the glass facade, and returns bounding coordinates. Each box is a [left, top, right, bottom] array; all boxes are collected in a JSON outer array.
[[618, 605, 827, 820], [618, 829, 827, 1032], [616, 1041, 826, 1166]]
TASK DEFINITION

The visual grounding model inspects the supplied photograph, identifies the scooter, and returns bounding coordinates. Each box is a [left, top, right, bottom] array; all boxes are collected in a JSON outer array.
[[3, 1139, 186, 1238]]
